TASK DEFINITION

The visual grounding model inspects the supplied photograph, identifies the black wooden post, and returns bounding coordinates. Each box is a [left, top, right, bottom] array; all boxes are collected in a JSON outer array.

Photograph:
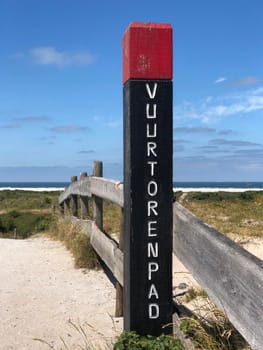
[[93, 161, 103, 230], [123, 22, 173, 335], [71, 175, 78, 217], [80, 172, 89, 219]]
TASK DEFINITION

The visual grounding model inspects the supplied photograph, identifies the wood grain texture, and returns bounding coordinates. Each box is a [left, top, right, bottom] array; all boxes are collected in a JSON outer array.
[[173, 202, 263, 350], [58, 177, 123, 207], [89, 177, 123, 207]]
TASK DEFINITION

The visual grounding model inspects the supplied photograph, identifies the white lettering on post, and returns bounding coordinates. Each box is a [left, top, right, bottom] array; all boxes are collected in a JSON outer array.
[[145, 82, 161, 319], [147, 161, 158, 176], [148, 262, 159, 280], [146, 83, 158, 99], [148, 221, 157, 237], [147, 123, 157, 138], [149, 304, 160, 319], [146, 104, 157, 119], [148, 201, 158, 216], [147, 142, 157, 157], [148, 242, 159, 258], [147, 181, 158, 197], [148, 284, 159, 299]]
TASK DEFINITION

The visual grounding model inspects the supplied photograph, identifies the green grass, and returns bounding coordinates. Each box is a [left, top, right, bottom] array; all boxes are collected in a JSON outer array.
[[0, 190, 60, 212], [0, 210, 52, 238], [0, 190, 59, 238], [180, 191, 263, 238]]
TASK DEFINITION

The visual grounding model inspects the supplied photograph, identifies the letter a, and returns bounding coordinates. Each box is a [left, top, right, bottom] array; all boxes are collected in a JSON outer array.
[[148, 284, 159, 299]]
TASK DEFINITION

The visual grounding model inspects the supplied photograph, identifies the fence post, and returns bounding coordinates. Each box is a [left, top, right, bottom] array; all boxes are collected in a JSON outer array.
[[80, 172, 89, 219], [65, 198, 71, 215], [60, 202, 65, 216], [123, 22, 173, 335], [115, 209, 124, 317], [71, 176, 78, 217], [93, 161, 103, 229]]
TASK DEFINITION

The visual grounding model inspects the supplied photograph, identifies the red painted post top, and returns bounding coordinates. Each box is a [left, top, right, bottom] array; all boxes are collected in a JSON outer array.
[[122, 22, 172, 84]]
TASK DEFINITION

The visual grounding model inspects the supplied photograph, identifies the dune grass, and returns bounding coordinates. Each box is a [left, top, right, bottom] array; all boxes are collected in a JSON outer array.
[[0, 190, 60, 212], [0, 190, 59, 238], [179, 287, 251, 350], [179, 191, 263, 238], [49, 216, 101, 269]]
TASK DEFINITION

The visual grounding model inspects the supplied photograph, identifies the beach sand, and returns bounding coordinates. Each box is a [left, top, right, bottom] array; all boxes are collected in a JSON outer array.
[[0, 236, 122, 350], [0, 234, 262, 349]]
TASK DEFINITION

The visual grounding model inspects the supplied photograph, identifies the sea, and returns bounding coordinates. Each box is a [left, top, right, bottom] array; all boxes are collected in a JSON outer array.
[[0, 181, 263, 192], [0, 182, 69, 191]]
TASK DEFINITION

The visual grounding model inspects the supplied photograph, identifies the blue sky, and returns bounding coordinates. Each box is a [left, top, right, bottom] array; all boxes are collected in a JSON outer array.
[[1, 0, 263, 182]]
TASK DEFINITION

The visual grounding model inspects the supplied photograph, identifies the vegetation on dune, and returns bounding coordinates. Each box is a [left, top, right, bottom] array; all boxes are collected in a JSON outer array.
[[0, 190, 60, 212], [0, 190, 59, 238], [49, 217, 101, 269], [179, 191, 263, 238], [114, 332, 184, 350], [0, 210, 52, 238], [178, 287, 251, 350]]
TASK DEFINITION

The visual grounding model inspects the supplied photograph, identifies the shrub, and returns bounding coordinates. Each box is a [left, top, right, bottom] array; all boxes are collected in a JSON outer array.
[[114, 331, 184, 350], [0, 211, 52, 238], [186, 191, 256, 202], [0, 190, 60, 211]]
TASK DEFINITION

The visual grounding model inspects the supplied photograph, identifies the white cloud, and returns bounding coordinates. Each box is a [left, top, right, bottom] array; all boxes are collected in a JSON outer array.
[[29, 47, 95, 66], [214, 77, 227, 84], [174, 86, 263, 123]]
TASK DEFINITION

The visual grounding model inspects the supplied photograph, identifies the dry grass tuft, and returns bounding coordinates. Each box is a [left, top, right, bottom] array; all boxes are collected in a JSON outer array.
[[49, 216, 101, 270], [179, 288, 251, 350], [181, 191, 263, 238]]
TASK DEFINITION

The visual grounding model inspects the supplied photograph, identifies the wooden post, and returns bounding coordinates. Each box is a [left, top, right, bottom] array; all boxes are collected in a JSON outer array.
[[115, 209, 124, 317], [60, 202, 65, 216], [80, 172, 89, 219], [65, 198, 71, 215], [93, 161, 103, 229], [71, 176, 78, 217], [123, 22, 173, 335]]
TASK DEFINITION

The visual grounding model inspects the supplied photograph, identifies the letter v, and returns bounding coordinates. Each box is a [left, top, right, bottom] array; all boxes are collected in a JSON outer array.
[[146, 83, 157, 99]]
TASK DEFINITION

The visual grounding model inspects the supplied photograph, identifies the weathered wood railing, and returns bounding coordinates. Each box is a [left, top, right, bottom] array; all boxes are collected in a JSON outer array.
[[59, 161, 263, 350]]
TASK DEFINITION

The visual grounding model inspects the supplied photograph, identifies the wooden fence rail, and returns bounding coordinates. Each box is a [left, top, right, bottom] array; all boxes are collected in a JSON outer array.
[[59, 164, 263, 350]]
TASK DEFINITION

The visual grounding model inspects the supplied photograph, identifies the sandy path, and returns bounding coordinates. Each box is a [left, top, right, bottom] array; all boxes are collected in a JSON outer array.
[[0, 236, 122, 350], [1, 233, 262, 350]]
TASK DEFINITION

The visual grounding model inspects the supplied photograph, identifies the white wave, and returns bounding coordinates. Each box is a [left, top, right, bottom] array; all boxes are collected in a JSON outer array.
[[173, 187, 263, 193], [0, 187, 65, 192]]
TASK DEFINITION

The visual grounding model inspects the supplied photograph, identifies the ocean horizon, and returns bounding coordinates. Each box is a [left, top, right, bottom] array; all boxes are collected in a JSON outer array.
[[0, 181, 263, 192]]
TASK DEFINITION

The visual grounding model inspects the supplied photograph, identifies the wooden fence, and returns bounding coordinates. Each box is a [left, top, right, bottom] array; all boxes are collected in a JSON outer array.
[[58, 161, 263, 350]]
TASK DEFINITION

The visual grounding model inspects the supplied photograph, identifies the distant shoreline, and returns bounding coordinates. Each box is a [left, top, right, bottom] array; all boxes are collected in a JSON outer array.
[[0, 187, 263, 193], [0, 187, 65, 192], [173, 187, 263, 192]]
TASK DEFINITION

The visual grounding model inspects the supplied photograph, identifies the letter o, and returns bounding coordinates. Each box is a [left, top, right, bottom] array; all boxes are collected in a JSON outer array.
[[147, 181, 158, 197]]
